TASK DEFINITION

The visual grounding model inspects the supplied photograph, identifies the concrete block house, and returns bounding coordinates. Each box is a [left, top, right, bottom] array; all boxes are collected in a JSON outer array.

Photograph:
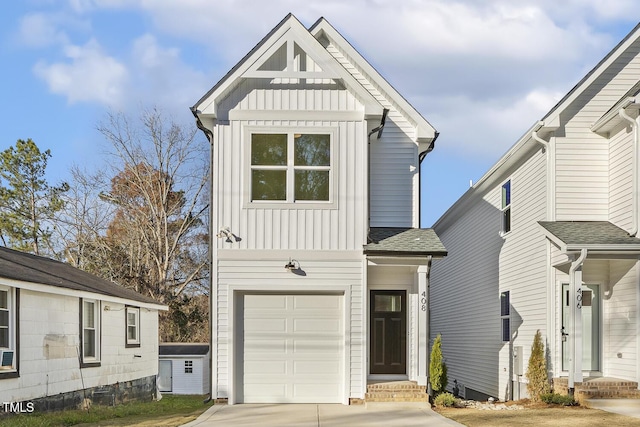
[[430, 22, 640, 401], [192, 14, 446, 404], [0, 246, 167, 411]]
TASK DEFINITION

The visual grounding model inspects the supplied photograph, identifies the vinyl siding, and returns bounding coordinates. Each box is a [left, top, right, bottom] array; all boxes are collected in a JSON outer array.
[[431, 150, 547, 399], [214, 254, 363, 399], [609, 122, 634, 230], [605, 260, 637, 380]]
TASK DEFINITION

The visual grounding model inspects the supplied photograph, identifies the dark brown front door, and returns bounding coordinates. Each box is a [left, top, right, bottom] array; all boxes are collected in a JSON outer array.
[[370, 290, 406, 374]]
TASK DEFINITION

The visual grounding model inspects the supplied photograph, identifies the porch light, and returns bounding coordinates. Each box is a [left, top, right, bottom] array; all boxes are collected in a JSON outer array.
[[284, 258, 300, 271]]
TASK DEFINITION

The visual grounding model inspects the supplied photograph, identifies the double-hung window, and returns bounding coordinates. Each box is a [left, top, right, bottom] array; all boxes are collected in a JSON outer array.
[[81, 299, 100, 366], [184, 360, 193, 374], [501, 291, 510, 342], [0, 286, 17, 375], [501, 180, 511, 234], [250, 131, 332, 203], [126, 306, 140, 347]]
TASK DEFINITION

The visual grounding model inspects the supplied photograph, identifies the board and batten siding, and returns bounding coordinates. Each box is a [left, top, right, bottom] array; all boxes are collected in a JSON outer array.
[[555, 37, 640, 221], [214, 118, 366, 251], [214, 254, 364, 399]]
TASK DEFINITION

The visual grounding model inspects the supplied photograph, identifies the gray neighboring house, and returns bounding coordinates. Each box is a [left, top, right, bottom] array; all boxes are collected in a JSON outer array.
[[430, 22, 640, 401], [0, 246, 167, 411]]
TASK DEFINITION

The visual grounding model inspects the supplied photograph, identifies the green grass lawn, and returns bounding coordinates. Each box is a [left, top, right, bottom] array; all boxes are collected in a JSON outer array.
[[0, 395, 213, 427]]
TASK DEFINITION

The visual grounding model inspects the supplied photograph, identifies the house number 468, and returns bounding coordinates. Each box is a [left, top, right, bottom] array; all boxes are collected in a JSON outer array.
[[420, 292, 427, 311]]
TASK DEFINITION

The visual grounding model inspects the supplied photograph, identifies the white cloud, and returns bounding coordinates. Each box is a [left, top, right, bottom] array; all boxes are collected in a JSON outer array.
[[33, 39, 128, 106], [17, 13, 69, 47]]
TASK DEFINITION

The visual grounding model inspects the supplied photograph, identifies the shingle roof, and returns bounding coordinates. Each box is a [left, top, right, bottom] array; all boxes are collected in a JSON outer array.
[[538, 221, 640, 249], [159, 343, 210, 356], [0, 246, 163, 306], [364, 227, 447, 256]]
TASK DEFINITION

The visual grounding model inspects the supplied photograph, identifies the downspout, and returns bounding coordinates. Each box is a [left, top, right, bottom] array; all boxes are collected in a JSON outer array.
[[418, 132, 439, 228], [367, 109, 389, 243], [190, 107, 214, 404], [619, 108, 638, 237], [568, 248, 588, 395]]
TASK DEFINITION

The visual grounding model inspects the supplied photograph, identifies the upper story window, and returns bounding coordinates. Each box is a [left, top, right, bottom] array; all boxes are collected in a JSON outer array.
[[501, 180, 511, 234], [0, 287, 17, 376], [81, 299, 101, 366], [250, 131, 332, 203], [126, 306, 140, 347]]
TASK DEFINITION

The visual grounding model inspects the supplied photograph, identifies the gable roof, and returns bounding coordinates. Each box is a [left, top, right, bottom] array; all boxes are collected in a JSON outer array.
[[538, 221, 640, 252], [364, 227, 447, 257], [309, 17, 437, 144], [192, 14, 383, 119], [0, 246, 164, 307]]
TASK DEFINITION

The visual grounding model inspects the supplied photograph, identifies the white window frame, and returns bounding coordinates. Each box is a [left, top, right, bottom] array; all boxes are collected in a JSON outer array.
[[81, 299, 101, 365], [0, 286, 16, 373], [501, 179, 511, 235], [244, 126, 338, 209], [126, 306, 140, 347], [184, 360, 193, 374]]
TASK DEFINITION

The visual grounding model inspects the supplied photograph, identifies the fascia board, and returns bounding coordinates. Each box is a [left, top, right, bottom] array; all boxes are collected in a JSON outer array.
[[542, 23, 640, 126], [195, 15, 383, 118], [591, 97, 636, 136], [310, 19, 436, 140]]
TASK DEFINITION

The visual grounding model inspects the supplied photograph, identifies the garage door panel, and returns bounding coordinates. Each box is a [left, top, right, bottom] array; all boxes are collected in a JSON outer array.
[[241, 293, 344, 403]]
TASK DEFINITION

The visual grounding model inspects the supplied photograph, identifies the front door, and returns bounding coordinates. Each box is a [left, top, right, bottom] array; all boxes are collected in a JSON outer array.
[[370, 290, 406, 374], [562, 284, 601, 371]]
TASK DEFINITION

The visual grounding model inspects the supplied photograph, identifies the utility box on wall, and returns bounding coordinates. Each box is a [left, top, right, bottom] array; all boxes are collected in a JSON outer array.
[[513, 346, 523, 376]]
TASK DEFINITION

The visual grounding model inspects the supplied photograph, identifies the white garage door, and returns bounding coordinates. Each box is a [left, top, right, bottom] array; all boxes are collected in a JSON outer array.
[[240, 293, 344, 403]]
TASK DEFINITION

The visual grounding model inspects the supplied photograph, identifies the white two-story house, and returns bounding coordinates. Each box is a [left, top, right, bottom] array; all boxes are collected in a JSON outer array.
[[430, 22, 640, 401], [192, 14, 446, 404]]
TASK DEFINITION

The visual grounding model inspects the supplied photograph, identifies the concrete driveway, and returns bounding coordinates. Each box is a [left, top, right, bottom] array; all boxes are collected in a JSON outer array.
[[181, 402, 464, 427]]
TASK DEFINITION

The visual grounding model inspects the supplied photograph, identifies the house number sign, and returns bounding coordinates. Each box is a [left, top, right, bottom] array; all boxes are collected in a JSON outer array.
[[576, 287, 582, 309], [420, 291, 427, 311]]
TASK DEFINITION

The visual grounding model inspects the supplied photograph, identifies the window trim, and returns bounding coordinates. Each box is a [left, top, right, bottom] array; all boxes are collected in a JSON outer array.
[[80, 298, 101, 368], [501, 179, 512, 235], [184, 360, 193, 374], [0, 286, 19, 379], [244, 126, 338, 209], [125, 306, 141, 348], [501, 291, 510, 342]]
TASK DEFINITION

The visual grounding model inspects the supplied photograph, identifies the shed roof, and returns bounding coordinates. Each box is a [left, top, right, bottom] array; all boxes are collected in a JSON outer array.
[[538, 221, 640, 252], [364, 227, 447, 257], [0, 246, 163, 306], [159, 343, 210, 356]]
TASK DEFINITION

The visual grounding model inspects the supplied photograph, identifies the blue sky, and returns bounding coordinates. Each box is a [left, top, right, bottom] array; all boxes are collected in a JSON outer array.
[[1, 1, 639, 226]]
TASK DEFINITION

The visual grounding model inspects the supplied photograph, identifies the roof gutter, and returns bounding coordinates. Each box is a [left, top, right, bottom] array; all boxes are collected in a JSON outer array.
[[568, 248, 588, 395], [367, 109, 389, 243], [618, 108, 638, 237], [190, 106, 214, 403], [418, 132, 439, 228]]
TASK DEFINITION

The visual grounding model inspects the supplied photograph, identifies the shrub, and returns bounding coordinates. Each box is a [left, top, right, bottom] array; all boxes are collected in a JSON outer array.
[[526, 330, 550, 402], [434, 392, 457, 407], [540, 392, 576, 406], [430, 334, 448, 395]]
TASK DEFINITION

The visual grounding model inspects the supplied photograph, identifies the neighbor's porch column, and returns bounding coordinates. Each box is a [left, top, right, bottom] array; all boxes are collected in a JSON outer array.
[[417, 264, 430, 386]]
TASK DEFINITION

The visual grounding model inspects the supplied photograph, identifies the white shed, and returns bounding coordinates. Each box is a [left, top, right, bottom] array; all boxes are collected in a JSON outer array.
[[158, 343, 210, 395]]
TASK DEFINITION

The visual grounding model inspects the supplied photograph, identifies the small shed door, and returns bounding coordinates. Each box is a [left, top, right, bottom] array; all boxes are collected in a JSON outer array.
[[158, 360, 173, 392]]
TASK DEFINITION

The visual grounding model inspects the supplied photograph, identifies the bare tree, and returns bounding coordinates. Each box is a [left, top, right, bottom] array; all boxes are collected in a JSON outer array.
[[96, 108, 210, 302]]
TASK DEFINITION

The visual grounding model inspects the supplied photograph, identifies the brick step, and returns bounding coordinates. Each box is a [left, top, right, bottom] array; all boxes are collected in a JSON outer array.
[[578, 390, 640, 399], [367, 384, 426, 392], [365, 392, 430, 402], [554, 377, 640, 399]]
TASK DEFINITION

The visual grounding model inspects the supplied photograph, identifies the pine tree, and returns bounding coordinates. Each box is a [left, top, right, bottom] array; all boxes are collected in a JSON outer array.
[[430, 333, 448, 395], [526, 330, 550, 401]]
